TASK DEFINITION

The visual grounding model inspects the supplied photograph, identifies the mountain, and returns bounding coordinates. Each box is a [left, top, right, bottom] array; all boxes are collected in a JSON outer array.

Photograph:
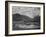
[[12, 13, 40, 30], [13, 13, 33, 24], [13, 13, 40, 25], [34, 15, 40, 22]]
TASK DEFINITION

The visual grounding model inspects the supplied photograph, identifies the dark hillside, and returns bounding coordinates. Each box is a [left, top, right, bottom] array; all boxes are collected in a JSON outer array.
[[12, 13, 40, 30]]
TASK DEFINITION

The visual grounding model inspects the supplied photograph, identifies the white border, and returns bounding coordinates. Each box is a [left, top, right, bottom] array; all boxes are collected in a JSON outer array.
[[8, 2, 44, 34]]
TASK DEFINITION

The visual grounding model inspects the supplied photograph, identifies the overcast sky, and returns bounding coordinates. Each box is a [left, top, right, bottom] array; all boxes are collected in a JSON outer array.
[[12, 6, 40, 18]]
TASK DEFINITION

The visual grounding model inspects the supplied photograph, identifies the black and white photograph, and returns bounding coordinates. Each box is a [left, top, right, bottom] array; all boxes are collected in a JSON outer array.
[[5, 1, 45, 36], [12, 6, 40, 30]]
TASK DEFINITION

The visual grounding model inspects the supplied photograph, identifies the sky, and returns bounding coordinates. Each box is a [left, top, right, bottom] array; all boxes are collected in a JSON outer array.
[[12, 6, 40, 18]]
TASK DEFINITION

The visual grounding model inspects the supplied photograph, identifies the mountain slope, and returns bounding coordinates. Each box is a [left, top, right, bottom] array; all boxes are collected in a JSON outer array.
[[12, 13, 40, 30]]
